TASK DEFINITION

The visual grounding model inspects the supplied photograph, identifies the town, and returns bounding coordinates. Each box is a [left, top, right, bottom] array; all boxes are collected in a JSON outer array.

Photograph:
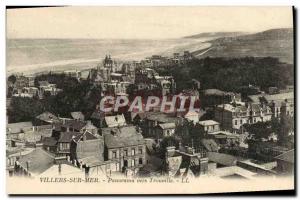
[[6, 51, 294, 180]]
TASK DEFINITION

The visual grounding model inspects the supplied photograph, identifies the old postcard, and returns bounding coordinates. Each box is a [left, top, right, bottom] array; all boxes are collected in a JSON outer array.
[[6, 6, 294, 194]]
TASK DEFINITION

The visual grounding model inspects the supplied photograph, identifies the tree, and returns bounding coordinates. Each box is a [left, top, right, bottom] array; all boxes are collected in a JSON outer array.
[[244, 121, 272, 142], [8, 75, 16, 84]]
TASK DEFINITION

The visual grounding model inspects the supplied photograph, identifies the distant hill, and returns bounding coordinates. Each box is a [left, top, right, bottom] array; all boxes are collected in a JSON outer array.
[[195, 28, 294, 64], [184, 32, 246, 39]]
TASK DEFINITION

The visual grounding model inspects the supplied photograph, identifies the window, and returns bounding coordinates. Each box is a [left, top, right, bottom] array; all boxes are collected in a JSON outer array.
[[124, 149, 128, 156], [131, 148, 135, 156], [235, 120, 237, 125], [240, 119, 243, 125], [112, 151, 117, 159], [139, 148, 143, 154], [139, 158, 143, 165], [131, 159, 135, 167], [254, 118, 256, 123]]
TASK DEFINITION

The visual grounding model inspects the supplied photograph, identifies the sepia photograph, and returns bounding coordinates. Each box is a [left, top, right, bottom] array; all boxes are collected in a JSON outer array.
[[5, 6, 295, 195]]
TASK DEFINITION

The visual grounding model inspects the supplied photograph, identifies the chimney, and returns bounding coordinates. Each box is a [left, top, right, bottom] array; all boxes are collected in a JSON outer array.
[[26, 161, 30, 173], [165, 146, 176, 158], [58, 163, 62, 175]]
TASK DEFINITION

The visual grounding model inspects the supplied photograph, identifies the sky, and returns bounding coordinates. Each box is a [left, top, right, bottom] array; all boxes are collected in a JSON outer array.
[[6, 6, 293, 39]]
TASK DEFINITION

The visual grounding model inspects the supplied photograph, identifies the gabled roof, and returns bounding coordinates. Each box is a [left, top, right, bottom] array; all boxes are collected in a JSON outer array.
[[104, 114, 126, 128], [158, 123, 176, 129], [62, 120, 87, 131], [104, 126, 145, 148], [18, 148, 55, 175], [36, 112, 59, 123], [275, 149, 294, 163], [58, 132, 82, 143]]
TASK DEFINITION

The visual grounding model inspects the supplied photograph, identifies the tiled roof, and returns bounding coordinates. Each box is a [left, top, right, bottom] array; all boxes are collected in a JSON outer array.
[[145, 112, 179, 123], [42, 137, 57, 147], [104, 126, 145, 148], [275, 149, 294, 163], [18, 148, 55, 175], [62, 120, 87, 131], [58, 132, 82, 143]]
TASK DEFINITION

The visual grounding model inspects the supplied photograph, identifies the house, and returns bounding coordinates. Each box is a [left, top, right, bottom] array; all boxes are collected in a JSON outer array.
[[198, 120, 220, 133], [214, 102, 272, 133], [275, 149, 294, 175], [207, 131, 240, 148], [42, 137, 57, 153], [57, 131, 98, 156], [248, 91, 294, 118], [163, 145, 209, 177], [141, 112, 182, 138], [13, 145, 55, 177], [35, 112, 60, 125], [201, 89, 241, 108], [104, 114, 127, 128], [69, 133, 104, 174], [157, 123, 176, 139], [80, 121, 98, 135], [103, 126, 146, 174]]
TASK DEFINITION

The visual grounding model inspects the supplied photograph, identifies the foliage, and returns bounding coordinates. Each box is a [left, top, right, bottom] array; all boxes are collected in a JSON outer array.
[[8, 75, 16, 84], [7, 97, 44, 123], [8, 73, 102, 123], [157, 57, 293, 93]]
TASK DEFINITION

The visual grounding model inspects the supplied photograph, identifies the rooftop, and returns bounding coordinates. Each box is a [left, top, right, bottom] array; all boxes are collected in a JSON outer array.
[[275, 149, 294, 163], [103, 126, 145, 148], [198, 120, 220, 126]]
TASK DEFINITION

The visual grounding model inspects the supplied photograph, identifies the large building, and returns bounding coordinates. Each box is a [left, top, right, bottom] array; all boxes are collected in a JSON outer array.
[[214, 102, 272, 132], [102, 126, 146, 174]]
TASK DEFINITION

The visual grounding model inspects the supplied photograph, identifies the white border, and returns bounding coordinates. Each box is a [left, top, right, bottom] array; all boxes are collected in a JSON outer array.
[[0, 0, 298, 199]]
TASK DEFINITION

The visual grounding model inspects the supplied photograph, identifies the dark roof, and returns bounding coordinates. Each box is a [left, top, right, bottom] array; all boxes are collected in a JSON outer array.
[[18, 148, 55, 175], [62, 120, 87, 131], [42, 137, 57, 147], [275, 149, 294, 163], [58, 132, 82, 143], [104, 126, 145, 148], [145, 112, 179, 123]]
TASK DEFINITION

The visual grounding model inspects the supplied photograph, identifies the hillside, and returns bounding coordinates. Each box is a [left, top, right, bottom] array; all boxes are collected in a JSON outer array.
[[184, 32, 246, 39], [195, 28, 294, 64]]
